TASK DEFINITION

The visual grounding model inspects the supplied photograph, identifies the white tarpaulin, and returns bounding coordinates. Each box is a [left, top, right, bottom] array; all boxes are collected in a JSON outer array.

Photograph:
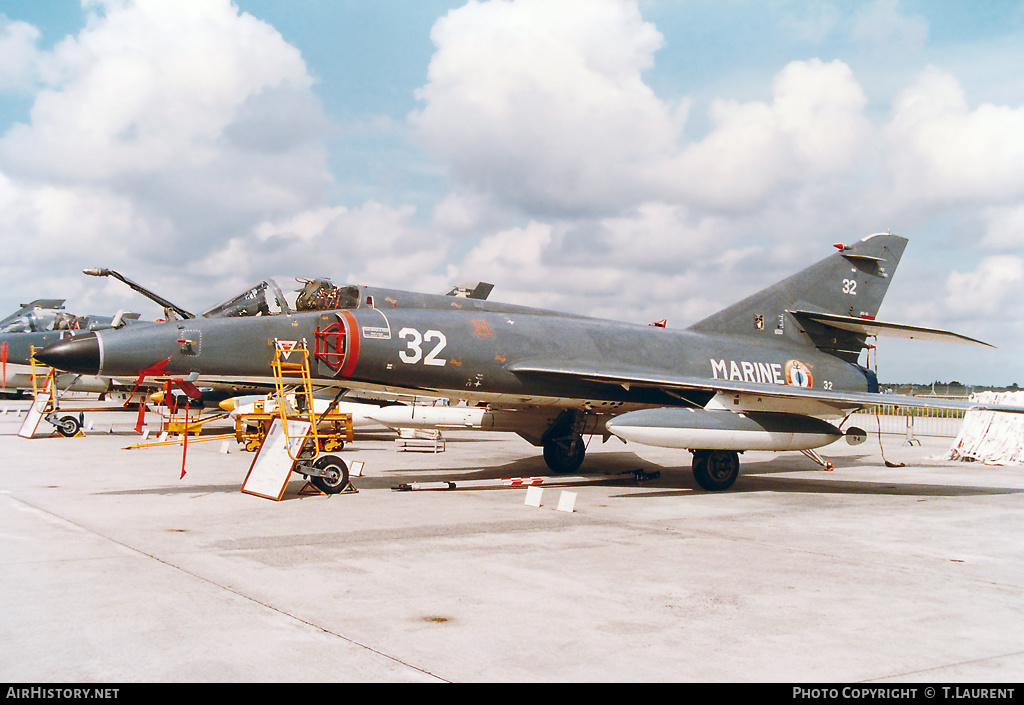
[[949, 391, 1024, 465]]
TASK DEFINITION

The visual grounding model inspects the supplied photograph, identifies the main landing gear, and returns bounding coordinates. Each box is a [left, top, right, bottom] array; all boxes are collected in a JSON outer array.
[[541, 410, 588, 474], [543, 434, 586, 474], [691, 449, 740, 492], [537, 410, 744, 491]]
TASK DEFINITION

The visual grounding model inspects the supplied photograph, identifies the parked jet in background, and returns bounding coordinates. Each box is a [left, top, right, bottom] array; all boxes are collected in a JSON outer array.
[[38, 234, 1021, 491], [0, 299, 140, 396]]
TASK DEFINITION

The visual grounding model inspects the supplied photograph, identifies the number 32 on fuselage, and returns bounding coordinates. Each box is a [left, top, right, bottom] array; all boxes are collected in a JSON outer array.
[[398, 327, 447, 366]]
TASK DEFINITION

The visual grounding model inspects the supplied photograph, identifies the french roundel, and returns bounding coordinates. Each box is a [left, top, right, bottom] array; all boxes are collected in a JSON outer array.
[[785, 360, 813, 388]]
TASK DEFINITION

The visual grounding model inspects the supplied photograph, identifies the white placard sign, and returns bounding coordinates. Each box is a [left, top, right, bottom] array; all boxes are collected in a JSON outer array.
[[557, 491, 577, 513], [17, 385, 52, 439], [524, 485, 543, 508], [241, 418, 311, 500]]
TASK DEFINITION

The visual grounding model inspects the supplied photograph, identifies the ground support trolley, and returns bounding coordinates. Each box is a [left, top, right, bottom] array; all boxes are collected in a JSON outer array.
[[232, 403, 353, 454]]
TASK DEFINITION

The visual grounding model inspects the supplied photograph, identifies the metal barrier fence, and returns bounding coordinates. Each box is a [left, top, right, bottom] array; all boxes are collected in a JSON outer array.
[[848, 403, 965, 440]]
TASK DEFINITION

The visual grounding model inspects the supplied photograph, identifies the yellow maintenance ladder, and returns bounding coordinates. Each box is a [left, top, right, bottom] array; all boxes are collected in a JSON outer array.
[[271, 339, 320, 461]]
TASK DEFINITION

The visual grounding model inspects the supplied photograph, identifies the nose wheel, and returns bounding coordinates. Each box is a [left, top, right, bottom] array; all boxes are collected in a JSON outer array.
[[56, 414, 83, 437], [45, 411, 83, 437], [306, 454, 350, 495]]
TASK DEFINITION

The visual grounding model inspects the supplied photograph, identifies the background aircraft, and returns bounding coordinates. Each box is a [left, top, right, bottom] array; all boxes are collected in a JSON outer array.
[[0, 298, 141, 397], [38, 233, 1021, 491]]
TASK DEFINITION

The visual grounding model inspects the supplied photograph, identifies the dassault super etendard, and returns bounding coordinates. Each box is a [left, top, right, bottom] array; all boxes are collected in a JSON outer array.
[[36, 233, 1020, 491]]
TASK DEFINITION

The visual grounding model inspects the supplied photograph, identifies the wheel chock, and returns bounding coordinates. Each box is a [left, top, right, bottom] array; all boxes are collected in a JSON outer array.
[[299, 482, 324, 496], [48, 429, 86, 438], [298, 481, 358, 496]]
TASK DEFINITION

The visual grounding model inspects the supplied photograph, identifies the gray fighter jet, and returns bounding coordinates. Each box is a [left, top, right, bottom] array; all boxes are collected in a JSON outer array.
[[0, 298, 141, 396], [37, 233, 1020, 491]]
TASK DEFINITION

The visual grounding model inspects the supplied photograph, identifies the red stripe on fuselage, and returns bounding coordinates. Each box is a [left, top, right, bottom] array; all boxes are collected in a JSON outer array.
[[339, 310, 360, 378]]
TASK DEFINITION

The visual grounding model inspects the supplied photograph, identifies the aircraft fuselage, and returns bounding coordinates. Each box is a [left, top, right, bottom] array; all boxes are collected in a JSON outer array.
[[61, 306, 872, 416]]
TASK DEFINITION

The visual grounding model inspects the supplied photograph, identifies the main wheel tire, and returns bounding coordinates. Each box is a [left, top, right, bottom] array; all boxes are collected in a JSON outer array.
[[692, 449, 740, 491], [309, 454, 349, 495], [543, 434, 586, 474], [56, 415, 81, 437]]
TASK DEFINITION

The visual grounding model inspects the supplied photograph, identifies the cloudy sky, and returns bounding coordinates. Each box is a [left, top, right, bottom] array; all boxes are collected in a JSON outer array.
[[1, 0, 1022, 385]]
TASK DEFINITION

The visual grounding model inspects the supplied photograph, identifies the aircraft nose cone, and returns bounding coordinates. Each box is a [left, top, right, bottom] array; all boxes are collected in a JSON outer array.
[[34, 334, 101, 375]]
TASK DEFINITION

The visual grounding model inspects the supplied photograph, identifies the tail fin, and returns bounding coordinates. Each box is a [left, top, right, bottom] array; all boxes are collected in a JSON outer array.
[[687, 233, 908, 363]]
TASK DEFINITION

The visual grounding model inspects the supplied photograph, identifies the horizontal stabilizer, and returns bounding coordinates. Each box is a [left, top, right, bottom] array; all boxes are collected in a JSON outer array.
[[790, 310, 992, 347], [839, 252, 885, 263]]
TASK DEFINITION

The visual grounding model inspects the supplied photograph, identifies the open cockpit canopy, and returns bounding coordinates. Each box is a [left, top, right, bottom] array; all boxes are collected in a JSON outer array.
[[0, 309, 83, 333], [200, 278, 364, 318], [201, 279, 292, 318]]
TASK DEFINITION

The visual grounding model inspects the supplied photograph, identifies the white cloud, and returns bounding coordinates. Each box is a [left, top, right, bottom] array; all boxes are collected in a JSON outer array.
[[849, 0, 928, 52], [982, 205, 1024, 251], [662, 58, 872, 211], [447, 204, 768, 325], [778, 3, 842, 44], [411, 0, 877, 269], [0, 0, 346, 319], [411, 0, 682, 216], [0, 15, 41, 90], [0, 165, 174, 319], [4, 0, 314, 175], [885, 66, 1024, 204], [196, 201, 451, 306], [407, 2, 1022, 383], [945, 256, 1024, 317], [0, 168, 158, 263], [0, 0, 331, 259]]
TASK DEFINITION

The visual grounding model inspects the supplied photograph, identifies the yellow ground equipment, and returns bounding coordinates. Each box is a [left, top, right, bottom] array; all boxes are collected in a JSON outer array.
[[234, 339, 354, 495], [233, 341, 353, 483]]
